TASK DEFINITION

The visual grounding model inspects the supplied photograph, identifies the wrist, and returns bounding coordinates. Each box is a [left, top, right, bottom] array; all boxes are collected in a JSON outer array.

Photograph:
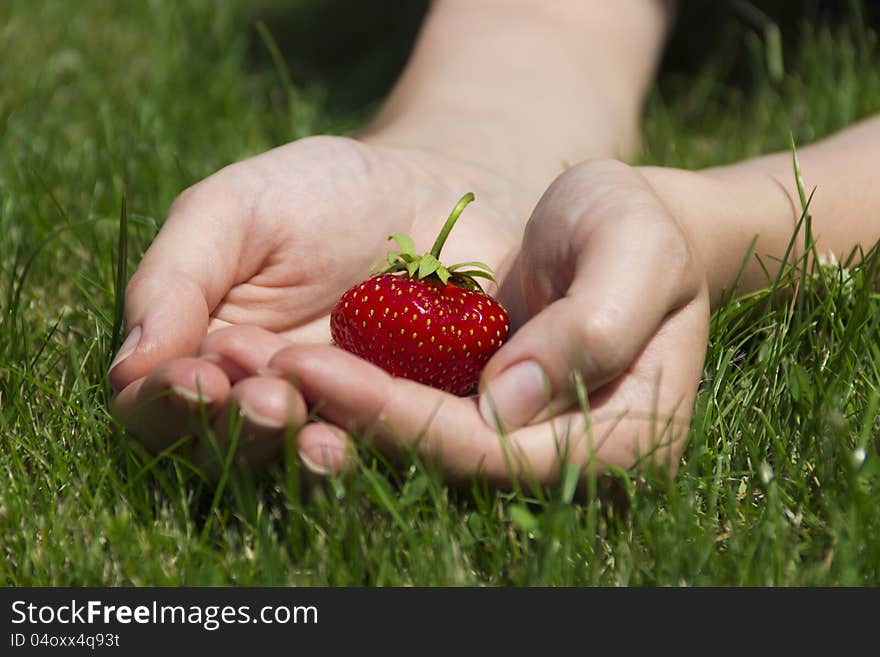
[[359, 0, 670, 205], [359, 99, 633, 208], [639, 165, 798, 306]]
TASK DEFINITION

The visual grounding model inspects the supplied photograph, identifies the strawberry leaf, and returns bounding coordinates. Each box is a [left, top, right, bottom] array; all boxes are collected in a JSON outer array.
[[452, 269, 497, 283], [437, 266, 450, 285], [376, 261, 407, 275], [406, 260, 419, 277], [447, 261, 493, 273], [452, 276, 484, 293], [389, 234, 416, 256], [418, 253, 441, 279]]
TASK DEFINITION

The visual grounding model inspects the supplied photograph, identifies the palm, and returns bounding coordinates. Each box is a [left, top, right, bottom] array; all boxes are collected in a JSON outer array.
[[199, 136, 521, 344], [238, 160, 711, 483], [110, 135, 526, 467]]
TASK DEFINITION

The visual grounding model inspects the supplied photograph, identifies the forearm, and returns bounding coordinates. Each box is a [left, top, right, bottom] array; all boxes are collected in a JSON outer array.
[[643, 115, 880, 305], [715, 116, 880, 263], [361, 0, 672, 204]]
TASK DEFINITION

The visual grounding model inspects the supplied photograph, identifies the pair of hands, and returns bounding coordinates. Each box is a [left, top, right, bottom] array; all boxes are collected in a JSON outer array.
[[108, 135, 709, 486]]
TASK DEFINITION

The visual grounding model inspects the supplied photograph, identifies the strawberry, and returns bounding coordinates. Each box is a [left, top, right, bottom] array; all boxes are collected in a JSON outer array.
[[330, 193, 510, 396]]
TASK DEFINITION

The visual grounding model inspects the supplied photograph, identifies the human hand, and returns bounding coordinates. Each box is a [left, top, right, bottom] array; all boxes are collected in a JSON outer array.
[[107, 0, 678, 477], [108, 135, 524, 472], [256, 160, 711, 485]]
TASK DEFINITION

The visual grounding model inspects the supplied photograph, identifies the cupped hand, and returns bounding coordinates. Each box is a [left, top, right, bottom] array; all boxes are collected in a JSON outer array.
[[108, 135, 524, 472], [250, 159, 710, 485]]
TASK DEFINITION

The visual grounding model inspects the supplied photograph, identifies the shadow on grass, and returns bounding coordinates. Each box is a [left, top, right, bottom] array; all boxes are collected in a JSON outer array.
[[236, 0, 880, 125], [241, 0, 428, 120]]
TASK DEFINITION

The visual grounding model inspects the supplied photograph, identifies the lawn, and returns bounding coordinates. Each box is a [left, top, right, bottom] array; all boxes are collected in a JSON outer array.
[[1, 0, 879, 586]]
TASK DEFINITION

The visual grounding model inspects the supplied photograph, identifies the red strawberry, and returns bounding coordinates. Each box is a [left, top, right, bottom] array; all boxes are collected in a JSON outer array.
[[330, 193, 509, 396]]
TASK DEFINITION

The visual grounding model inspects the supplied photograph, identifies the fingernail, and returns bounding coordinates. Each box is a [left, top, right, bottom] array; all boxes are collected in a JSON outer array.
[[170, 384, 214, 405], [239, 401, 285, 430], [299, 449, 332, 476], [108, 325, 142, 375], [479, 360, 547, 430], [257, 366, 282, 378]]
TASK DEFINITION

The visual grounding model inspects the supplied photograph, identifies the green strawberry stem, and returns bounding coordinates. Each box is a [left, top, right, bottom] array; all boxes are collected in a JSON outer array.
[[429, 192, 475, 260], [375, 191, 495, 293]]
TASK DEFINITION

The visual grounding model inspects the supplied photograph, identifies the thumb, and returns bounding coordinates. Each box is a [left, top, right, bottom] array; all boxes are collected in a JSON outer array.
[[478, 161, 699, 430], [108, 185, 246, 391]]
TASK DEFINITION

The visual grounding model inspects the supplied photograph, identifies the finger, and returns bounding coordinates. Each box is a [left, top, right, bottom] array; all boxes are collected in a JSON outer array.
[[192, 375, 308, 474], [481, 160, 701, 429], [198, 325, 292, 382], [207, 315, 333, 348], [270, 299, 707, 487], [297, 422, 356, 478], [269, 345, 588, 486], [111, 357, 231, 454], [108, 178, 252, 391], [571, 296, 710, 473]]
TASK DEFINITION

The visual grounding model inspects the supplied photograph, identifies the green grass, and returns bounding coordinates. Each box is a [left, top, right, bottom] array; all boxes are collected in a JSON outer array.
[[2, 0, 880, 586]]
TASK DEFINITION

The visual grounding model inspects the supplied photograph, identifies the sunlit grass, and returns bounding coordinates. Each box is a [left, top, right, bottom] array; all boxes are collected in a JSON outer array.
[[1, 0, 878, 585]]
